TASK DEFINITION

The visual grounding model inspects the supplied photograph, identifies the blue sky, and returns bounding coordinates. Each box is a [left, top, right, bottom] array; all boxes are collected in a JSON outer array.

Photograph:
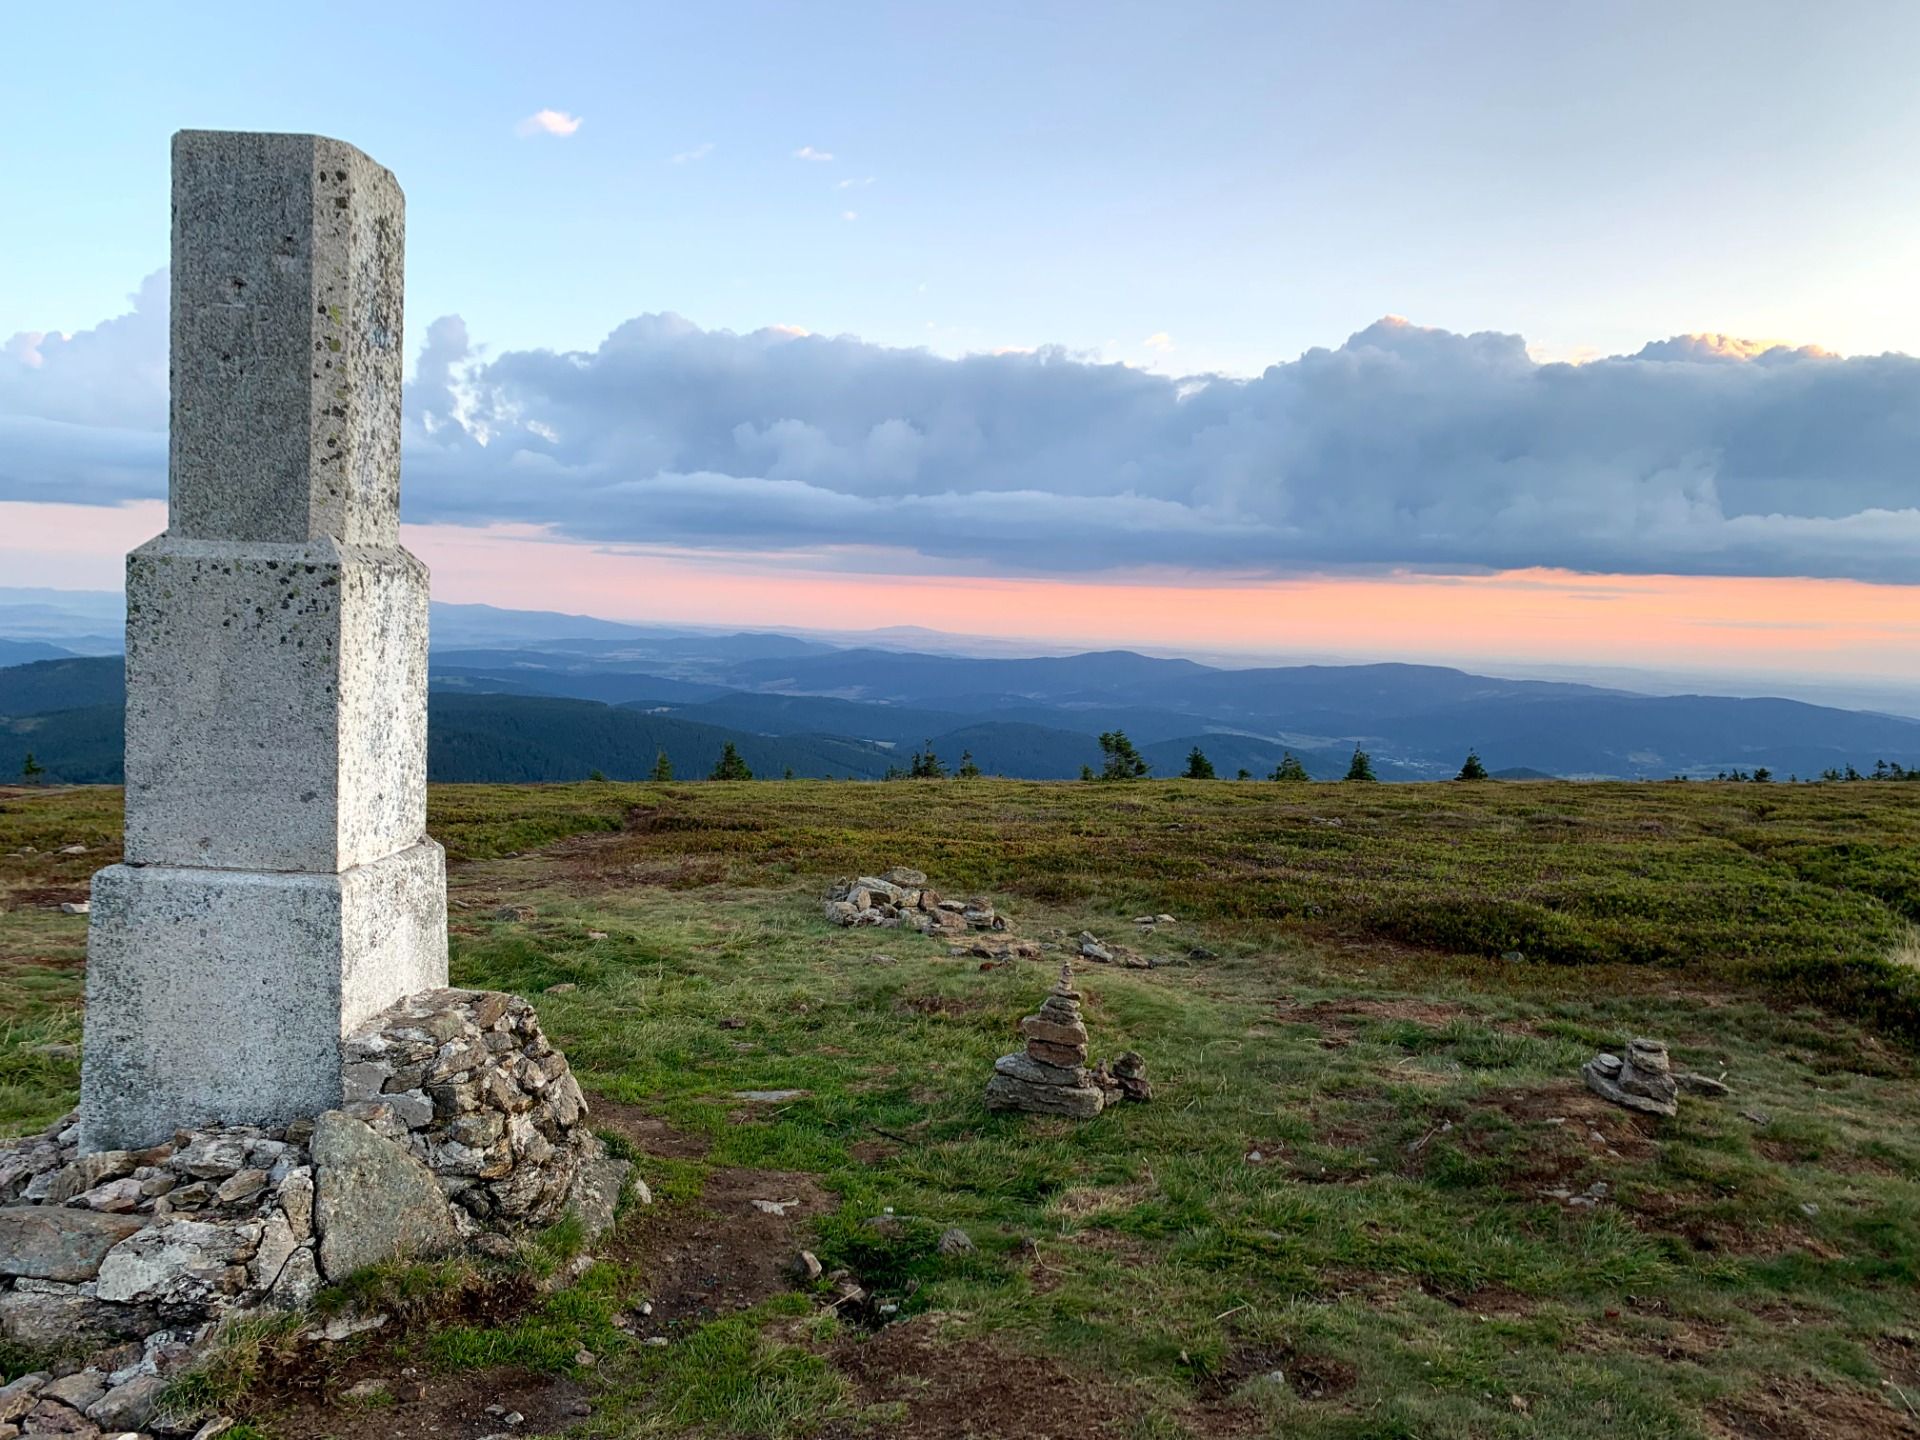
[[3, 1, 1919, 688], [7, 0, 1920, 375]]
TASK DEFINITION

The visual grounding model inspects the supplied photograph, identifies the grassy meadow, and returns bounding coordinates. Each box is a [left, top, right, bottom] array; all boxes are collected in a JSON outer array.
[[2, 778, 1919, 1438]]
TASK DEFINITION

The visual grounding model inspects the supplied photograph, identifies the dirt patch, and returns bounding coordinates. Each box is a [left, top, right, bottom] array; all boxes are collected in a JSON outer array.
[[1201, 1343, 1357, 1404], [822, 1318, 1250, 1439], [849, 1138, 898, 1165], [1705, 1376, 1915, 1438], [589, 1094, 713, 1159], [1420, 1281, 1539, 1318], [1283, 995, 1472, 1032], [253, 1367, 589, 1440], [620, 1166, 834, 1335]]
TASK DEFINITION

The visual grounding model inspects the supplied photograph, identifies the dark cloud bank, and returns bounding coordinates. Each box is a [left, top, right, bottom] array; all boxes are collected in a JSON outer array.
[[3, 272, 1915, 582]]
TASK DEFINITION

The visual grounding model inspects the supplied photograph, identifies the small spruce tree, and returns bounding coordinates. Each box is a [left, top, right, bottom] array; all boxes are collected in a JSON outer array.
[[709, 742, 753, 780], [910, 741, 947, 779], [957, 750, 982, 779], [650, 749, 673, 782], [1236, 768, 1252, 781], [20, 752, 44, 783], [1183, 746, 1215, 780], [1455, 750, 1488, 781], [1344, 746, 1377, 782], [1098, 730, 1150, 781], [1270, 752, 1309, 782], [1080, 764, 1096, 782]]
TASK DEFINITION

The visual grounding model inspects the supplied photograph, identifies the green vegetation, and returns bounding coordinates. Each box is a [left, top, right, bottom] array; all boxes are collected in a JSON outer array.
[[1345, 746, 1377, 782], [1097, 730, 1151, 780], [709, 742, 753, 781], [4, 779, 1919, 1436], [1457, 750, 1489, 781], [1271, 751, 1310, 782], [1183, 746, 1215, 779]]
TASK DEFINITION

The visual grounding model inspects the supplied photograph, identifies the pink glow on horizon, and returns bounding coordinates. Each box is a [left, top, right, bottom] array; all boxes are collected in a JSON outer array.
[[2, 500, 1915, 681]]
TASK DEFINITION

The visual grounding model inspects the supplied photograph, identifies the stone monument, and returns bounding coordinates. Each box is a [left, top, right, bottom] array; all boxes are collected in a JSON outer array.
[[79, 131, 448, 1152]]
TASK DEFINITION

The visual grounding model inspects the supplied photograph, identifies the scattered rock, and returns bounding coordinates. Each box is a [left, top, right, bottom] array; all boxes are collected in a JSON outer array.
[[1581, 1038, 1679, 1117], [937, 1227, 975, 1256], [340, 1376, 390, 1402], [57, 844, 88, 856], [494, 905, 536, 922], [731, 1090, 809, 1104], [59, 901, 91, 915], [1674, 1071, 1732, 1097], [789, 1250, 823, 1283], [545, 982, 578, 994]]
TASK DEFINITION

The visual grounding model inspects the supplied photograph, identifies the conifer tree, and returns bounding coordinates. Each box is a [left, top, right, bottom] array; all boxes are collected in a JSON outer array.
[[957, 750, 982, 779], [1098, 730, 1150, 780], [1456, 750, 1488, 781], [1080, 764, 1096, 782], [20, 752, 43, 783], [1270, 752, 1309, 782], [709, 742, 753, 780], [1183, 746, 1215, 779], [650, 749, 673, 782], [1344, 746, 1377, 782]]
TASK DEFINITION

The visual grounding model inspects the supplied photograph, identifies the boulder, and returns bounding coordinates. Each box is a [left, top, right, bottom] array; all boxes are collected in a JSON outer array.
[[0, 1206, 145, 1283], [311, 1111, 460, 1281], [86, 1372, 168, 1432], [94, 1218, 260, 1307]]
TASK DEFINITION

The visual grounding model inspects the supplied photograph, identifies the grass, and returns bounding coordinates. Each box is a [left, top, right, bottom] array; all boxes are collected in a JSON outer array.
[[4, 778, 1920, 1437]]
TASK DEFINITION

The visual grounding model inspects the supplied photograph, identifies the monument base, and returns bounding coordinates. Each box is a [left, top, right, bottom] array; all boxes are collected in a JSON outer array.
[[79, 840, 448, 1152], [0, 990, 635, 1431]]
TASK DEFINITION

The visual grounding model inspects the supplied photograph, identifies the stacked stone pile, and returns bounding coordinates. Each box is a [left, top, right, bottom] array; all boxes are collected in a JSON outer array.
[[985, 968, 1151, 1120], [1094, 1051, 1153, 1105], [0, 989, 629, 1367], [1582, 1038, 1681, 1117], [824, 867, 1006, 936]]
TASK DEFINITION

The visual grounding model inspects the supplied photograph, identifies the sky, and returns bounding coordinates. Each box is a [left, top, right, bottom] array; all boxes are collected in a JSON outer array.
[[3, 0, 1919, 690]]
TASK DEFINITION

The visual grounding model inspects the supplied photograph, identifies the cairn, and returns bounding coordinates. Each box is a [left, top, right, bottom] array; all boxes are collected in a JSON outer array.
[[1096, 1051, 1153, 1104], [984, 967, 1109, 1119], [1583, 1037, 1680, 1117]]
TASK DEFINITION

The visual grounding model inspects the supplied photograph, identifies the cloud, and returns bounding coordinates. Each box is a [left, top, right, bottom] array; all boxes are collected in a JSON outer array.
[[669, 142, 714, 164], [6, 282, 1920, 584], [841, 210, 858, 222], [515, 109, 583, 138], [835, 175, 875, 190], [1141, 332, 1174, 351], [793, 145, 833, 162]]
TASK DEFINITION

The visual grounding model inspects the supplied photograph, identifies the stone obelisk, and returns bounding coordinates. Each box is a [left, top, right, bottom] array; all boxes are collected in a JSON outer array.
[[79, 131, 448, 1151]]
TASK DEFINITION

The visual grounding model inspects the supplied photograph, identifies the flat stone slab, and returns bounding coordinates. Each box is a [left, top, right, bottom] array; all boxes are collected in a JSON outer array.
[[0, 1205, 145, 1282]]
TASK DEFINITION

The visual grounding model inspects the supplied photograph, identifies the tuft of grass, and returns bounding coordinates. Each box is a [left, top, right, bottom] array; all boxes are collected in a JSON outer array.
[[157, 1312, 304, 1424]]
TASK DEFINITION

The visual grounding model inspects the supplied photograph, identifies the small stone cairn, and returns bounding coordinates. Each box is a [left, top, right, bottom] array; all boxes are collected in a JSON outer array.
[[825, 867, 1005, 936], [1582, 1038, 1680, 1117], [985, 967, 1149, 1119]]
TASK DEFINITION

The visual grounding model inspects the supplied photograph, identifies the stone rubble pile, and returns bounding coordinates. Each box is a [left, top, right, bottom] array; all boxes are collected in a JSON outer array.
[[1582, 1038, 1681, 1117], [984, 967, 1151, 1120], [0, 989, 630, 1430], [824, 867, 1007, 936]]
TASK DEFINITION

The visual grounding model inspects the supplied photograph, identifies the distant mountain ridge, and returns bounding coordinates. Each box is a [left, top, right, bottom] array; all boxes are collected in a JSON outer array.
[[4, 638, 1919, 784]]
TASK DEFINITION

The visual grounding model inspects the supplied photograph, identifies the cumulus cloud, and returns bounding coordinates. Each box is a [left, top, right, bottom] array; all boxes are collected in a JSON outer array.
[[515, 109, 583, 138], [792, 145, 833, 162], [5, 282, 1918, 583]]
